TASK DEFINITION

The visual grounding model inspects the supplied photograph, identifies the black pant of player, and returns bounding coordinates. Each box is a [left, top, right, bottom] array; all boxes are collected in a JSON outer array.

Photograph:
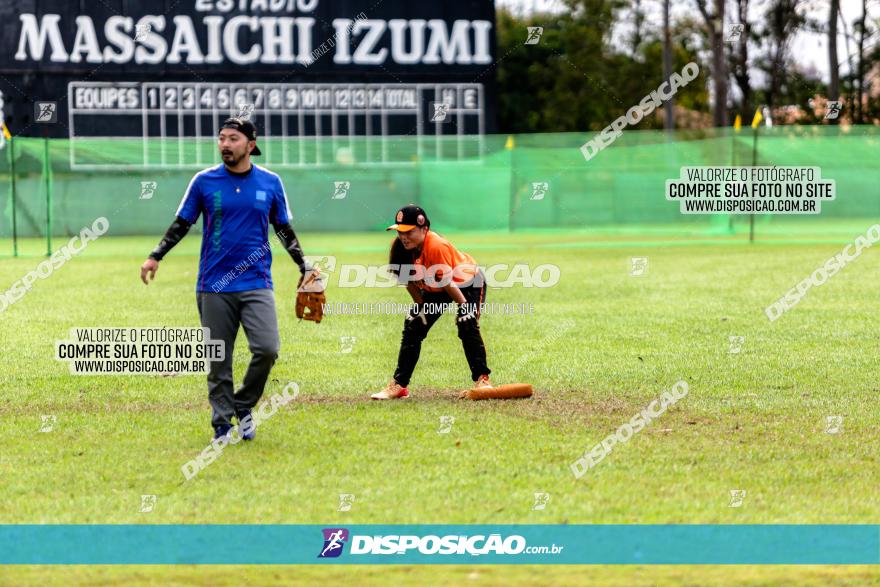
[[393, 274, 491, 387]]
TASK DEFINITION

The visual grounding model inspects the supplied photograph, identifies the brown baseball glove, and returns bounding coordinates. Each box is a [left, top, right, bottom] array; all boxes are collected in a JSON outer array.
[[296, 268, 326, 323]]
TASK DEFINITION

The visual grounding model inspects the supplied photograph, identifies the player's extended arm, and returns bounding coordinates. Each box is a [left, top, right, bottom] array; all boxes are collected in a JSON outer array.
[[443, 282, 467, 305], [404, 282, 428, 325], [140, 216, 193, 285], [273, 222, 311, 275], [406, 282, 424, 305], [279, 222, 325, 323]]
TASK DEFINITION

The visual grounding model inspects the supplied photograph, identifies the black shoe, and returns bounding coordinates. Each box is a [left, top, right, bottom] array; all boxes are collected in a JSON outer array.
[[236, 410, 256, 441], [213, 424, 233, 441]]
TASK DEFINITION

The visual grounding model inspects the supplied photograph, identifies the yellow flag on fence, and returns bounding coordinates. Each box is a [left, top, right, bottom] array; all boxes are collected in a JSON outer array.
[[733, 114, 742, 132], [1, 122, 10, 140], [750, 108, 763, 129]]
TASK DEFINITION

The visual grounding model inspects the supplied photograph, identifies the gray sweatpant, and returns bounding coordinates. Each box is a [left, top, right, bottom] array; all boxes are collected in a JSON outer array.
[[196, 289, 280, 430]]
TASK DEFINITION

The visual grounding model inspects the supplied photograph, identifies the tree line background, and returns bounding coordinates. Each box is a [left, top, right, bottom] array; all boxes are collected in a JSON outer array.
[[494, 0, 880, 132]]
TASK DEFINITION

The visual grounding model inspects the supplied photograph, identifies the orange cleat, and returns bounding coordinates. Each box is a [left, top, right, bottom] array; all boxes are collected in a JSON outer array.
[[371, 381, 410, 400]]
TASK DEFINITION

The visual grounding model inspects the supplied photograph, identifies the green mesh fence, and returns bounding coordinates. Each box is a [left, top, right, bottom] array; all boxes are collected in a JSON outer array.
[[1, 127, 878, 241]]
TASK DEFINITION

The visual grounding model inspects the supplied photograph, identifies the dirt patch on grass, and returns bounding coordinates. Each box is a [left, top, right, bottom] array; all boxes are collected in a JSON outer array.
[[0, 386, 693, 432], [291, 387, 638, 429]]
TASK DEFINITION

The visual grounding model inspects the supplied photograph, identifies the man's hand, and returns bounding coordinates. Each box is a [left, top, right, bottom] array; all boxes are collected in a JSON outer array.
[[141, 258, 159, 285], [297, 267, 324, 293], [295, 268, 326, 323]]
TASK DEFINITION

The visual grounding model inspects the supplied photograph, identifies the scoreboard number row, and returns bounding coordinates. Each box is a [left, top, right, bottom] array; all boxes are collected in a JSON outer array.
[[76, 84, 478, 112], [68, 81, 486, 168]]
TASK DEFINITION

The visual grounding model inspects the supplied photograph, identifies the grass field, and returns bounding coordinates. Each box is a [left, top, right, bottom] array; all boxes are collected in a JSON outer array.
[[1, 228, 879, 585]]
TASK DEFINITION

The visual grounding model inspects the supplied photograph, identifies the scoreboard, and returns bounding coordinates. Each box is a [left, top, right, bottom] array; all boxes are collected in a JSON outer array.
[[1, 0, 497, 168], [68, 81, 485, 168]]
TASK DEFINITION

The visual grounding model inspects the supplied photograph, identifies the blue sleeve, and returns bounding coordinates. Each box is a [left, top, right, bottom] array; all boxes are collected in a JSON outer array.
[[175, 173, 203, 224], [270, 176, 292, 225]]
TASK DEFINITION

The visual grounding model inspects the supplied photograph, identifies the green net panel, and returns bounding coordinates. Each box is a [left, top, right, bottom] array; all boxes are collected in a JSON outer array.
[[1, 127, 878, 240]]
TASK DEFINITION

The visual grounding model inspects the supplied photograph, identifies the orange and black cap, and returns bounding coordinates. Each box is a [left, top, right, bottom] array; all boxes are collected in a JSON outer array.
[[220, 117, 262, 156], [386, 204, 429, 232]]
